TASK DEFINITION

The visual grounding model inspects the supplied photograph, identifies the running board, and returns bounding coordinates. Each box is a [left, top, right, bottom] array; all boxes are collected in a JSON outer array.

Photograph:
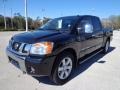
[[79, 49, 103, 64]]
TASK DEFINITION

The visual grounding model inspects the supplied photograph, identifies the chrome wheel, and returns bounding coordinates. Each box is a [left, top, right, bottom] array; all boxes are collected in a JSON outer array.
[[58, 57, 73, 80]]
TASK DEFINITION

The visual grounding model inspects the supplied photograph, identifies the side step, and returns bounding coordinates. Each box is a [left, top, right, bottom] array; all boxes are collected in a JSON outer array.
[[79, 49, 103, 64]]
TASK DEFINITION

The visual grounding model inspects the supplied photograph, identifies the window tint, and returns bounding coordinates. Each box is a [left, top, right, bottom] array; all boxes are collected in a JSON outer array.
[[92, 17, 102, 31]]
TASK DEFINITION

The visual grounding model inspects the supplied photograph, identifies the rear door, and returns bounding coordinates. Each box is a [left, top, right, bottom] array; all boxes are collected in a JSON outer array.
[[91, 17, 104, 49]]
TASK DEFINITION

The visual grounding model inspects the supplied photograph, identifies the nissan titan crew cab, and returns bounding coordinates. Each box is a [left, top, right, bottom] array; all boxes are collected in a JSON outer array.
[[6, 15, 113, 85]]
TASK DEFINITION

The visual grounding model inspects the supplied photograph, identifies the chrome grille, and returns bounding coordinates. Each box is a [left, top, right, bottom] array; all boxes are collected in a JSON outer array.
[[12, 42, 21, 51], [9, 40, 29, 55]]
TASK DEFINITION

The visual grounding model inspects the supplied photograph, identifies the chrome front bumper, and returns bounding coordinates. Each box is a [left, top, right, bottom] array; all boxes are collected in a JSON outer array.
[[6, 46, 56, 76], [6, 47, 27, 72]]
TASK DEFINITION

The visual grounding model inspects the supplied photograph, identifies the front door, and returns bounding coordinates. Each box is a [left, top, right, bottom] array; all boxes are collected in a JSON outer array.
[[77, 16, 96, 57]]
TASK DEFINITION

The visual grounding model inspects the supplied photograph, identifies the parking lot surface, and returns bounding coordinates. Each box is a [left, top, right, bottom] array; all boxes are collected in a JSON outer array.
[[0, 31, 120, 90]]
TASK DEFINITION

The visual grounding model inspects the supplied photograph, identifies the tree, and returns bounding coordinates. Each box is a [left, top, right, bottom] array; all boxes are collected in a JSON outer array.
[[0, 15, 4, 29], [33, 16, 42, 29], [43, 17, 50, 25], [13, 13, 25, 29], [102, 15, 120, 30], [0, 13, 51, 30], [28, 17, 33, 29]]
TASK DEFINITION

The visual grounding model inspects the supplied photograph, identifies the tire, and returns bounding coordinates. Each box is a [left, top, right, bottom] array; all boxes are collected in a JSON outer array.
[[102, 40, 110, 54], [50, 52, 74, 85]]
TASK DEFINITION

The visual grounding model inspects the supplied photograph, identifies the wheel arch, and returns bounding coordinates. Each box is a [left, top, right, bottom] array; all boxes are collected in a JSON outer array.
[[50, 48, 77, 76]]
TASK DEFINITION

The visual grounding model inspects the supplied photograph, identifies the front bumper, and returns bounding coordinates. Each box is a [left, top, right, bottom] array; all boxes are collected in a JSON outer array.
[[6, 47, 56, 76]]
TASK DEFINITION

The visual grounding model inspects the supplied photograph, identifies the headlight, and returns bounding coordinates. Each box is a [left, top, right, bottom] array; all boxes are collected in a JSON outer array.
[[30, 42, 54, 55]]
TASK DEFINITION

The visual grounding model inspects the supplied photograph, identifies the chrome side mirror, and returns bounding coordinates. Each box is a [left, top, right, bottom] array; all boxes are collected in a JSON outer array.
[[76, 27, 83, 35], [84, 24, 93, 33], [76, 23, 93, 34]]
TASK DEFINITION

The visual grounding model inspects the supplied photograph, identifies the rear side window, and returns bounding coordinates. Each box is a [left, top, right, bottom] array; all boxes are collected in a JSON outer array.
[[92, 17, 102, 31]]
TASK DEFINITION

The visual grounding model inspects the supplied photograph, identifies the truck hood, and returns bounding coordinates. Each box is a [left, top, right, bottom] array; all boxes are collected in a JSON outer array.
[[12, 30, 61, 43]]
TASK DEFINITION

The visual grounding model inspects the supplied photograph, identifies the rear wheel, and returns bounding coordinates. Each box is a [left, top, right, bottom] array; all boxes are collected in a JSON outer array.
[[50, 52, 74, 85]]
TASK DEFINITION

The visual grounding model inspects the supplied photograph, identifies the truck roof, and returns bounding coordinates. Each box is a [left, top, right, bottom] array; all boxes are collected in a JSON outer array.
[[57, 15, 99, 19]]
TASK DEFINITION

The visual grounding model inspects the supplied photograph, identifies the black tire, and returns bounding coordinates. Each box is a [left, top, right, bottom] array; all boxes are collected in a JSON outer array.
[[102, 40, 110, 54], [50, 51, 74, 85]]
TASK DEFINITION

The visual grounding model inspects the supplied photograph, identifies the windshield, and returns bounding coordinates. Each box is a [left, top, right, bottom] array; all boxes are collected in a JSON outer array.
[[39, 17, 77, 31]]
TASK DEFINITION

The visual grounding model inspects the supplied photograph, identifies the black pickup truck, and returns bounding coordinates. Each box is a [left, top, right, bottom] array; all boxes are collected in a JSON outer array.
[[6, 15, 113, 85]]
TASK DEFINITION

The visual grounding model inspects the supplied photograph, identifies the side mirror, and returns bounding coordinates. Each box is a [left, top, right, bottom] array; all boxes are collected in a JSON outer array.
[[76, 27, 82, 34], [84, 23, 93, 33], [76, 23, 93, 35]]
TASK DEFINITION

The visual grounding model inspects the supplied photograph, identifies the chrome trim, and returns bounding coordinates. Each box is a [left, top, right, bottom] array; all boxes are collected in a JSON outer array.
[[19, 43, 25, 53], [9, 40, 30, 56], [79, 49, 102, 64], [81, 46, 91, 51], [6, 47, 26, 72], [10, 48, 29, 56], [19, 60, 26, 72], [80, 43, 102, 51]]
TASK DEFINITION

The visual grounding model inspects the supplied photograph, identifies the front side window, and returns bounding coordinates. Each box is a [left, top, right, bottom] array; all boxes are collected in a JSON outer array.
[[77, 17, 93, 33]]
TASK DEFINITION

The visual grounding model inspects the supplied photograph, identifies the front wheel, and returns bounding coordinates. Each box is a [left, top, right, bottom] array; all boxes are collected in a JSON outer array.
[[50, 52, 74, 85]]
